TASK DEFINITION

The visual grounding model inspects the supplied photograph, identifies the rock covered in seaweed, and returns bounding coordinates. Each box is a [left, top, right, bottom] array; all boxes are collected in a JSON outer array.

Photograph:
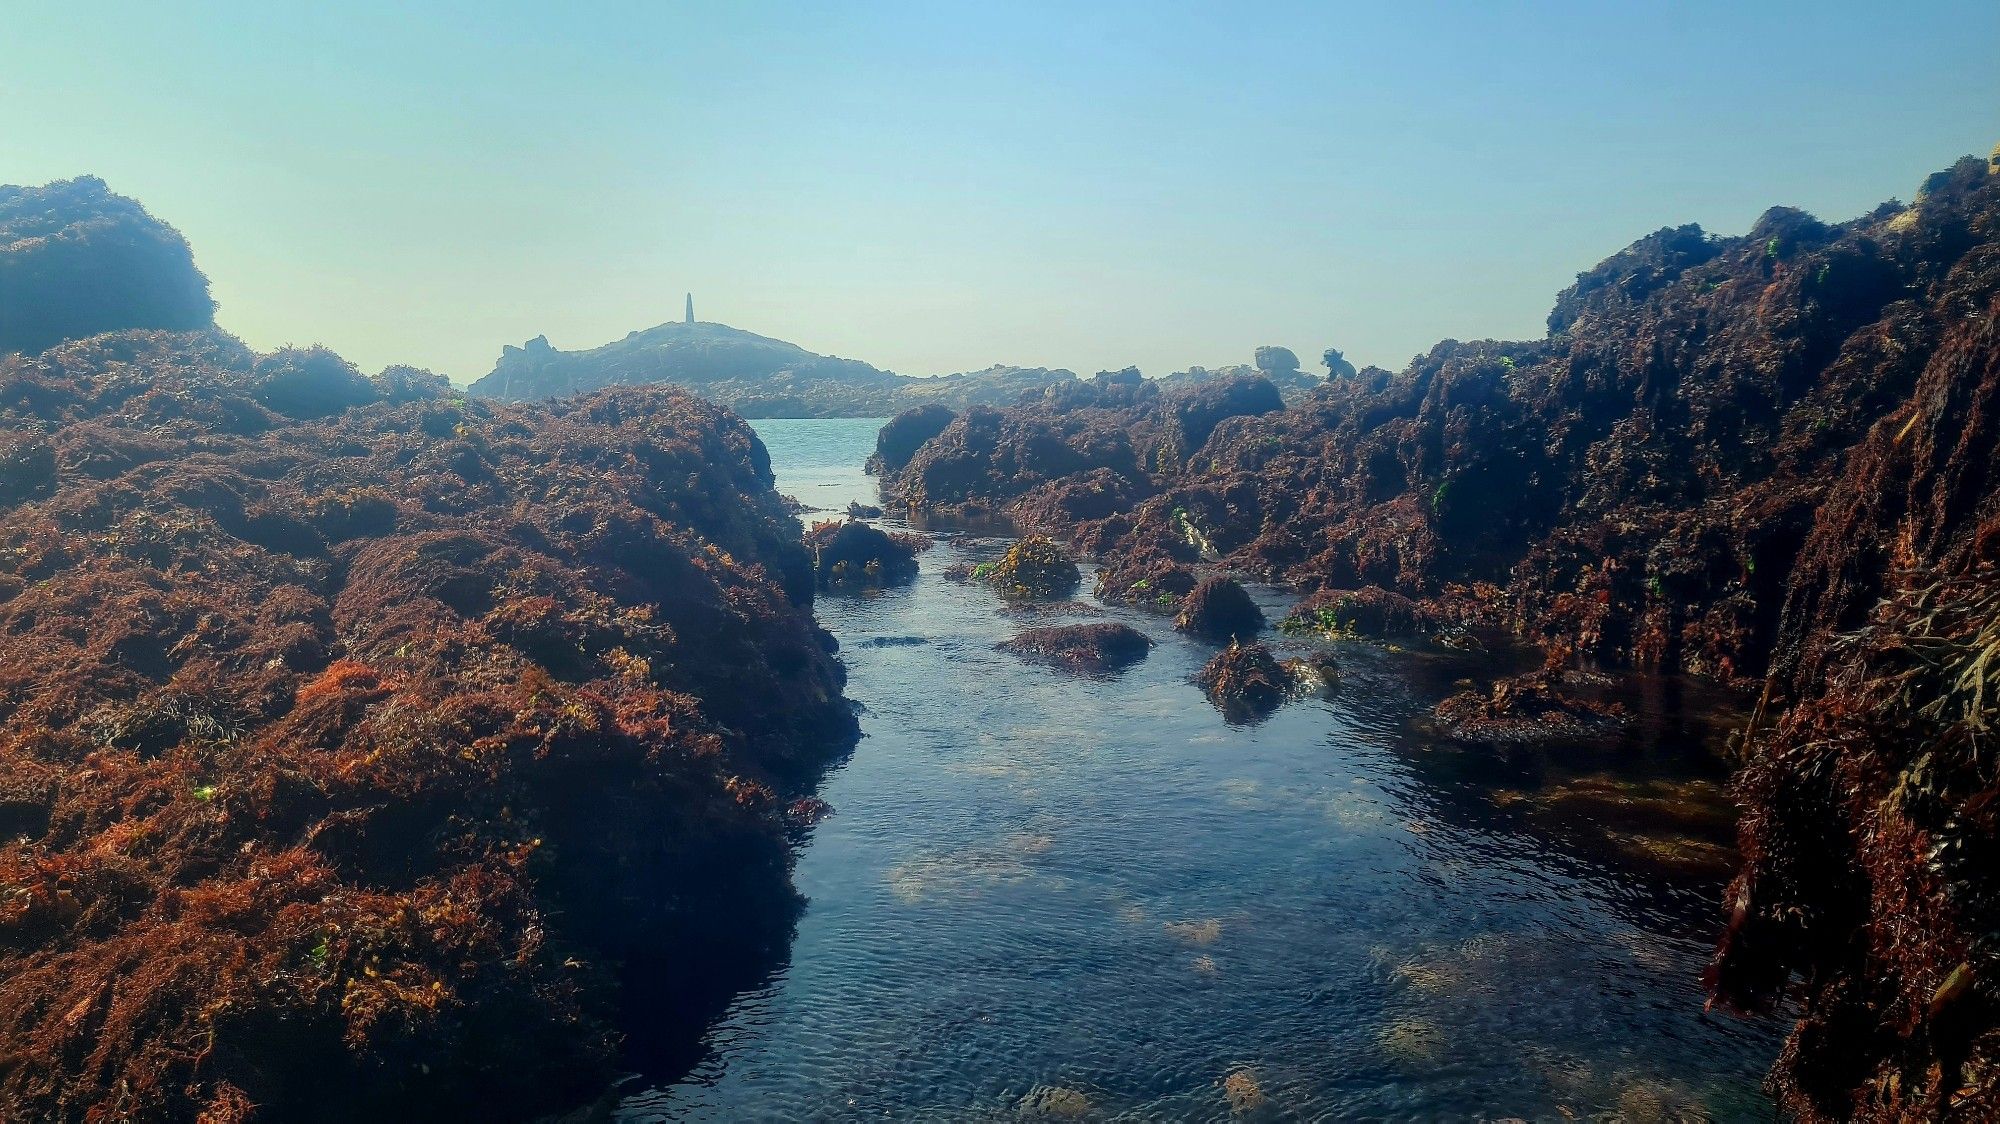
[[1706, 202, 2000, 1117], [880, 372, 1284, 523], [1195, 641, 1290, 719], [807, 518, 923, 592], [998, 622, 1152, 676], [866, 403, 955, 475], [873, 153, 2000, 691], [0, 185, 860, 1119], [1174, 575, 1265, 643], [1279, 586, 1439, 640], [976, 536, 1081, 601]]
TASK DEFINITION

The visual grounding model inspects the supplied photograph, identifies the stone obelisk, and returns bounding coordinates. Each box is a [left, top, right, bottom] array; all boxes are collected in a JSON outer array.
[[685, 293, 694, 324]]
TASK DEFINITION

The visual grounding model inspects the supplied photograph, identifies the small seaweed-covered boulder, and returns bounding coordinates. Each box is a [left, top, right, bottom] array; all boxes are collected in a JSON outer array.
[[1196, 640, 1290, 718], [999, 622, 1152, 676], [1431, 669, 1629, 743], [807, 519, 920, 592], [1174, 575, 1264, 643], [979, 536, 1081, 601], [1279, 586, 1436, 639]]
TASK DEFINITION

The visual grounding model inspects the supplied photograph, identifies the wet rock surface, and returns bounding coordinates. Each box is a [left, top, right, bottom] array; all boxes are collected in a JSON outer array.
[[1431, 669, 1632, 744], [997, 622, 1152, 676], [1279, 586, 1440, 641]]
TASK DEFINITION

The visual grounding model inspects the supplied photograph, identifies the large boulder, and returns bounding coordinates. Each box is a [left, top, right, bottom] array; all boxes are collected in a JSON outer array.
[[1253, 345, 1300, 377]]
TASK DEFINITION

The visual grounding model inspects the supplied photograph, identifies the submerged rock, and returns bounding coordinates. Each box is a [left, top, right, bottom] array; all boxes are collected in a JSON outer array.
[[998, 622, 1152, 676], [1283, 649, 1341, 693], [867, 403, 956, 475], [1017, 1084, 1096, 1118], [1222, 1068, 1266, 1114], [807, 518, 921, 592], [1431, 670, 1630, 743], [1175, 576, 1265, 643]]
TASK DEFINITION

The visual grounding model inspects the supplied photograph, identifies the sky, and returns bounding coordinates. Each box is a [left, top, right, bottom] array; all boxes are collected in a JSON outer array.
[[4, 2, 1997, 385]]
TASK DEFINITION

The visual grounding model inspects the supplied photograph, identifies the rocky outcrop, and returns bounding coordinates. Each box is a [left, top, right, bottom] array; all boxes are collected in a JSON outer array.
[[1430, 669, 1630, 744], [0, 188, 859, 1121], [0, 177, 214, 355], [1155, 347, 1330, 405], [1705, 166, 2000, 1116], [997, 622, 1152, 676], [881, 369, 1284, 525], [884, 156, 1997, 690], [1277, 586, 1440, 640]]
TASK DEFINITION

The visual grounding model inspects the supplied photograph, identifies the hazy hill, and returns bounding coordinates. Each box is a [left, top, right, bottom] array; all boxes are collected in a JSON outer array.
[[468, 320, 1077, 417], [0, 175, 214, 355]]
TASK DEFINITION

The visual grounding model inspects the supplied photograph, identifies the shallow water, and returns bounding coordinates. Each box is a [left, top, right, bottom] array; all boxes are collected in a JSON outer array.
[[619, 418, 1780, 1121]]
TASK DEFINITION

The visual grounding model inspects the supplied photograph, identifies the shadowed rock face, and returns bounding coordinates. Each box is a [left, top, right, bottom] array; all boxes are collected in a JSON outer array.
[[0, 176, 215, 355], [1174, 576, 1264, 644]]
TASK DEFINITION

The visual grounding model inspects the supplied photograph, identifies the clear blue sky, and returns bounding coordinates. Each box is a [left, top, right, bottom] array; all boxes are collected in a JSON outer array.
[[4, 1, 1996, 383]]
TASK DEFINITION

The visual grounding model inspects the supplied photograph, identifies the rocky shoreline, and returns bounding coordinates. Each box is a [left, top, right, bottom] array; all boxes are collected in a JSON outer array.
[[875, 152, 2000, 1117]]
